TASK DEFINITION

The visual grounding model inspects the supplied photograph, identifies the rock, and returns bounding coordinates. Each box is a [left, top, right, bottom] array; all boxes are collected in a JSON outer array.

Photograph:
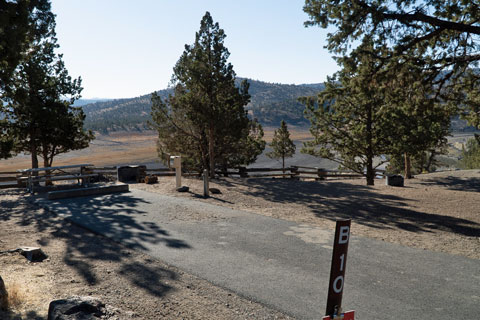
[[48, 296, 134, 320], [209, 187, 222, 194], [18, 247, 48, 262], [176, 186, 189, 192], [0, 275, 7, 311], [47, 296, 104, 320], [144, 175, 158, 184]]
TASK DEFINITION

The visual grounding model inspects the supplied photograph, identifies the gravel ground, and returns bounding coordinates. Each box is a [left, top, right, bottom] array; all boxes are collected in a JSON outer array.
[[133, 170, 480, 259], [0, 169, 478, 319], [0, 189, 292, 320]]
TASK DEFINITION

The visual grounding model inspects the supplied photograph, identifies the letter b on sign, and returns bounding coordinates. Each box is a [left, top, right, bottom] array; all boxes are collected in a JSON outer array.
[[338, 226, 349, 244]]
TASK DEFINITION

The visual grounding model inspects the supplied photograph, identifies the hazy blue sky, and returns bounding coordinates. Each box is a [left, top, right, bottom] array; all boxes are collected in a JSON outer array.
[[51, 0, 338, 99]]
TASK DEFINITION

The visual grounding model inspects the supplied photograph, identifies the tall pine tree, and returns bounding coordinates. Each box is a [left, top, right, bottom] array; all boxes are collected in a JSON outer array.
[[301, 40, 390, 185], [0, 0, 52, 159], [151, 12, 264, 176], [4, 3, 94, 169]]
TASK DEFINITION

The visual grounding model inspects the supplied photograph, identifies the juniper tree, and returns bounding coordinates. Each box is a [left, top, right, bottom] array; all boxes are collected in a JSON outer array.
[[459, 138, 480, 169], [0, 0, 52, 158], [301, 41, 391, 186], [380, 62, 455, 178], [267, 120, 296, 173], [151, 12, 265, 176], [5, 5, 93, 169]]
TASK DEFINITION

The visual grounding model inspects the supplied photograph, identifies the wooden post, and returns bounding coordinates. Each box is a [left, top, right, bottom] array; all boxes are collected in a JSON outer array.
[[239, 166, 248, 178], [317, 167, 326, 180], [203, 169, 209, 198], [290, 166, 299, 179]]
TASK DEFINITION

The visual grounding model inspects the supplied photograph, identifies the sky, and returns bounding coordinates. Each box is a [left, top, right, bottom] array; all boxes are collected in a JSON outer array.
[[51, 0, 339, 99]]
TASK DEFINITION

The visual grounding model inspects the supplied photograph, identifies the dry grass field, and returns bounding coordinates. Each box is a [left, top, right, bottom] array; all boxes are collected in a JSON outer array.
[[0, 128, 315, 172]]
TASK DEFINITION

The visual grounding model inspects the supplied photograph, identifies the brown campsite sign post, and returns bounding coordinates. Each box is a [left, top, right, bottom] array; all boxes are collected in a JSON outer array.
[[324, 219, 354, 319]]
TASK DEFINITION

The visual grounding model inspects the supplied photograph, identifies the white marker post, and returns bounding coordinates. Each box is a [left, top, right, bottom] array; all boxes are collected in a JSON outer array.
[[170, 156, 182, 188], [323, 220, 355, 320]]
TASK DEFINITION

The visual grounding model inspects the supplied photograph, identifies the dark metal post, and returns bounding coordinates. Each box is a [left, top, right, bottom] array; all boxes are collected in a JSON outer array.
[[325, 220, 351, 317]]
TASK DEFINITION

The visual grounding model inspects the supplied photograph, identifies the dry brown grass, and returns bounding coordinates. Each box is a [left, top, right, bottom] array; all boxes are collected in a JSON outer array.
[[6, 282, 24, 310], [0, 128, 313, 172]]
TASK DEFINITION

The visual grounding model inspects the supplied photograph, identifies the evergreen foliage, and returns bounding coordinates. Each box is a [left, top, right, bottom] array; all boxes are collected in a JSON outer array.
[[150, 12, 265, 176], [3, 1, 94, 168], [301, 42, 390, 186], [459, 138, 480, 169], [380, 62, 455, 178], [303, 0, 480, 130], [0, 0, 52, 158], [267, 120, 296, 172]]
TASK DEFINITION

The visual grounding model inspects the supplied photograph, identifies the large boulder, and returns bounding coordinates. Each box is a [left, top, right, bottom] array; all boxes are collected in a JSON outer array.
[[0, 275, 7, 311], [47, 296, 105, 320]]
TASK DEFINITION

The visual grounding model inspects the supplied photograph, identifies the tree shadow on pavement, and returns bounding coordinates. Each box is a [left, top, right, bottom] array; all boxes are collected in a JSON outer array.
[[216, 178, 480, 237], [0, 189, 189, 297]]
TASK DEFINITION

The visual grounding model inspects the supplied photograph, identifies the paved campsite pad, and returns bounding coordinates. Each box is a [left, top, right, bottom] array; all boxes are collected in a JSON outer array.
[[38, 189, 480, 319]]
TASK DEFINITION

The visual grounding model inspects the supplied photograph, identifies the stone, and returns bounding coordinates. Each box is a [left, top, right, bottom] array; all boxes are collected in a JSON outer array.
[[176, 186, 189, 192], [18, 247, 48, 262], [47, 296, 104, 320], [144, 175, 158, 184], [0, 275, 7, 311], [386, 174, 404, 187], [209, 188, 222, 194]]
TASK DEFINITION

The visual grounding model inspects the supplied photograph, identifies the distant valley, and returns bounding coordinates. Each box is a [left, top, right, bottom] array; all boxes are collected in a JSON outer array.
[[80, 78, 324, 133], [78, 77, 475, 134]]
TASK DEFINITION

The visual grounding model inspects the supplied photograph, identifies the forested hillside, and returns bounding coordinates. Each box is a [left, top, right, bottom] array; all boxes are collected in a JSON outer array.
[[82, 78, 324, 133]]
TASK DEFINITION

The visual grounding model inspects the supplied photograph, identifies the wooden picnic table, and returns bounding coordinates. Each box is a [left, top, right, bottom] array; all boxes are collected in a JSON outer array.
[[18, 164, 96, 193]]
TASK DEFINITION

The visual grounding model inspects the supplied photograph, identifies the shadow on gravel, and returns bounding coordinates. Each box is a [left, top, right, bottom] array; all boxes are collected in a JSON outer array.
[[0, 309, 44, 320], [416, 175, 480, 193], [215, 178, 480, 237], [0, 189, 186, 296]]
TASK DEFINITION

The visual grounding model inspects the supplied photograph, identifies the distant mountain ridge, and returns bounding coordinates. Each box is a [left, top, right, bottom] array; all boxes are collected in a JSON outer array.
[[81, 78, 325, 133]]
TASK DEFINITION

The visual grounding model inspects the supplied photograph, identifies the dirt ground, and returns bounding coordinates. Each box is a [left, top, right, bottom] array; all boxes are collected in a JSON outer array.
[[133, 170, 480, 259], [0, 170, 479, 319], [0, 189, 292, 319]]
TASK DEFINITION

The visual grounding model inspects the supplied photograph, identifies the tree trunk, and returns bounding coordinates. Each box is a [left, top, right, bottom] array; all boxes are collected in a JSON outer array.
[[31, 143, 38, 169], [42, 150, 53, 186], [30, 142, 39, 186], [366, 104, 374, 186], [208, 126, 215, 179], [282, 155, 285, 175], [425, 151, 436, 173], [366, 158, 375, 186], [404, 153, 412, 179], [222, 162, 228, 177]]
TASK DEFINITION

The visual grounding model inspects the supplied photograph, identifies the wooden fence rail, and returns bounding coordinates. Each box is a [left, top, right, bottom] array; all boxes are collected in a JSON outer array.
[[0, 165, 382, 189]]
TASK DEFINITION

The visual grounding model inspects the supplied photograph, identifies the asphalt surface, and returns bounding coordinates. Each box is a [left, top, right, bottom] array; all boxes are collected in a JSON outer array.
[[37, 188, 480, 319]]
